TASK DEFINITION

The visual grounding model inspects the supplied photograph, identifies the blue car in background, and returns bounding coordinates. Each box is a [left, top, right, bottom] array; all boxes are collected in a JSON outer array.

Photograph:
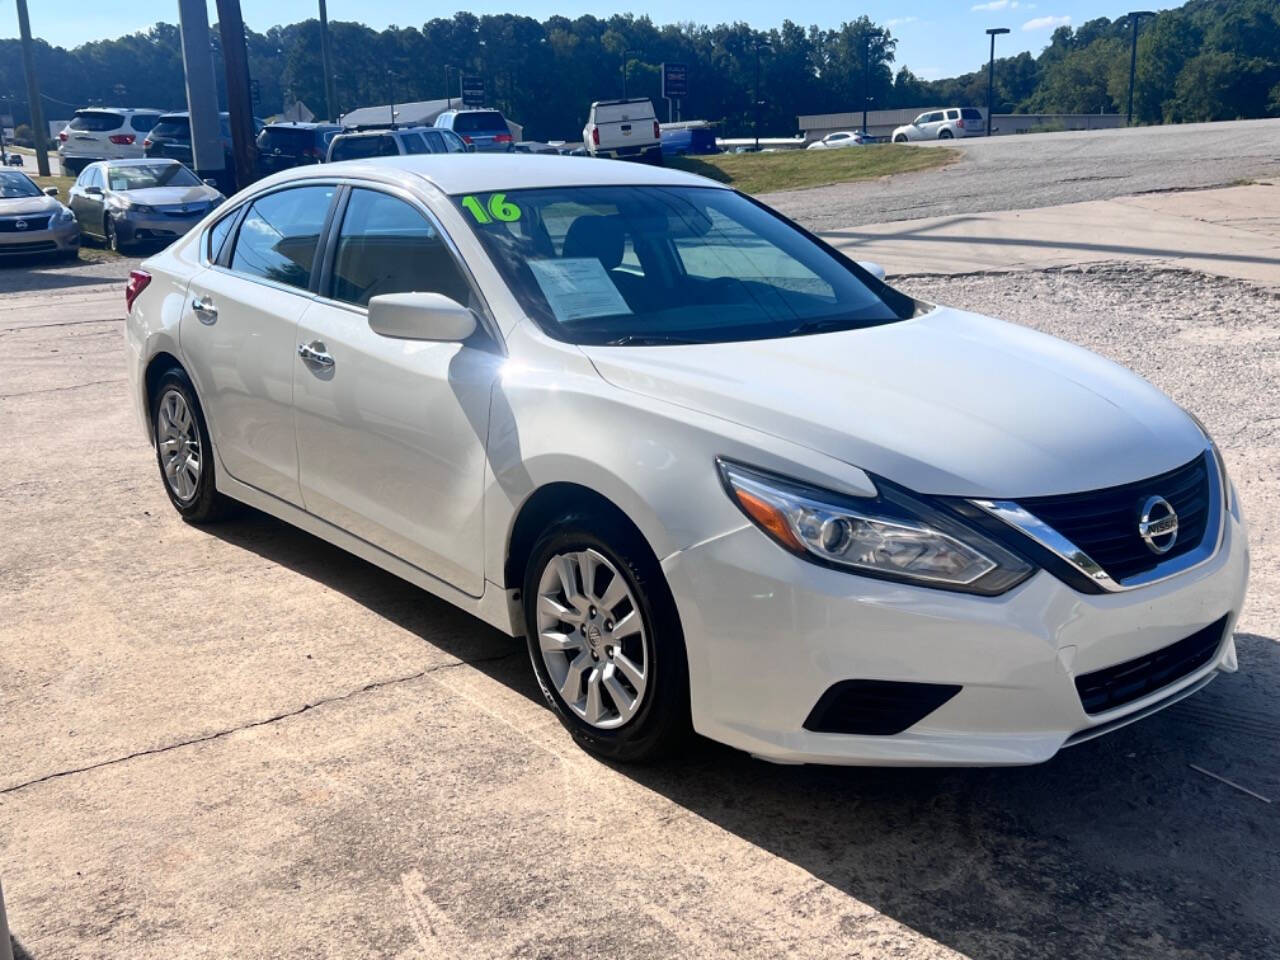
[[434, 109, 514, 152], [660, 124, 720, 157]]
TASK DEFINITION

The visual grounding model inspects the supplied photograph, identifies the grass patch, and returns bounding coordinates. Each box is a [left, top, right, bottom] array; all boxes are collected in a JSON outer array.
[[31, 174, 76, 197], [669, 144, 957, 195]]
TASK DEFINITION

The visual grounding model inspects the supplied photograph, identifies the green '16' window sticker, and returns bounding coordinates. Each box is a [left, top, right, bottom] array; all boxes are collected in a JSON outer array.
[[461, 193, 521, 224]]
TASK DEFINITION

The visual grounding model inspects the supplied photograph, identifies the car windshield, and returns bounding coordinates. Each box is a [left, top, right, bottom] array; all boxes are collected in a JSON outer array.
[[0, 172, 41, 198], [107, 163, 201, 191], [151, 116, 191, 138], [451, 112, 506, 133], [458, 185, 916, 345]]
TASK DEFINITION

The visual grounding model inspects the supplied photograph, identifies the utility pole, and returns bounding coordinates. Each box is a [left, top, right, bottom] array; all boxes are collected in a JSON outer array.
[[214, 0, 259, 191], [177, 0, 225, 186], [985, 27, 1010, 137], [753, 38, 770, 151], [15, 0, 50, 176], [318, 0, 337, 121], [445, 65, 453, 110], [1125, 11, 1154, 126]]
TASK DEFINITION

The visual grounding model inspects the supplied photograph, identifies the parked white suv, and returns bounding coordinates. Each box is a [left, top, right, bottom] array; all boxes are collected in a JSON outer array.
[[892, 107, 984, 142], [57, 107, 163, 174], [583, 98, 662, 163], [124, 155, 1247, 768]]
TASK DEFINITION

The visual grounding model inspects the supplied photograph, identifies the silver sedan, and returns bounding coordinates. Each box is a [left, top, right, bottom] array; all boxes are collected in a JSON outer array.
[[0, 169, 80, 259], [67, 158, 224, 252]]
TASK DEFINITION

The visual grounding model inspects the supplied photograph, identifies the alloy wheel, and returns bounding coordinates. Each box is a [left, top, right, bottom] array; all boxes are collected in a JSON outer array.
[[156, 388, 201, 502], [536, 548, 649, 729]]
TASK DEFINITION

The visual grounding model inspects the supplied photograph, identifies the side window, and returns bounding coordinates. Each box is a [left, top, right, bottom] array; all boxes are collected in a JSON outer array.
[[442, 131, 467, 153], [329, 189, 472, 308], [229, 185, 336, 289], [946, 110, 959, 120], [207, 212, 236, 263], [379, 135, 401, 157], [400, 132, 430, 155], [422, 130, 445, 153]]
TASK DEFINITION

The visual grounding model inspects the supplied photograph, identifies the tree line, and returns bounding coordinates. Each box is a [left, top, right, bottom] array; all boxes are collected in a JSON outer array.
[[1, 0, 1275, 143]]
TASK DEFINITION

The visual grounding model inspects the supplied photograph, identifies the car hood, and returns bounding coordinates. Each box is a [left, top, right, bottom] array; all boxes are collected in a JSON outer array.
[[117, 185, 219, 205], [580, 306, 1206, 498], [0, 195, 59, 217]]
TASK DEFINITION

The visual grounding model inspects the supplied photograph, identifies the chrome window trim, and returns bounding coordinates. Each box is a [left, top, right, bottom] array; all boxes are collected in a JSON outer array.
[[971, 448, 1224, 594]]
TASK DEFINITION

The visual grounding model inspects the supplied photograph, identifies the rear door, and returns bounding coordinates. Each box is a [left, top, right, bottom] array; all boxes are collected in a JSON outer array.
[[180, 183, 340, 506], [292, 186, 500, 595]]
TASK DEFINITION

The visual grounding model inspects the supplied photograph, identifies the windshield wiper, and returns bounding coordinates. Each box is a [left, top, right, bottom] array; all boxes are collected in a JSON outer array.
[[783, 317, 861, 337], [603, 334, 708, 346]]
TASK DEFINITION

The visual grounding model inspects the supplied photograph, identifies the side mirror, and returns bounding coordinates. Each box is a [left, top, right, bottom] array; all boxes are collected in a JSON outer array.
[[368, 292, 477, 342], [856, 260, 887, 281], [203, 178, 219, 188], [85, 185, 103, 196], [43, 186, 59, 197]]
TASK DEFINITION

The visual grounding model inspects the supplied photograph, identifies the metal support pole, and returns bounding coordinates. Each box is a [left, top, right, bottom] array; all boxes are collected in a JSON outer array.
[[15, 0, 50, 177], [861, 39, 870, 135], [214, 0, 259, 191], [318, 0, 337, 121], [754, 43, 761, 151], [177, 0, 225, 183], [1125, 12, 1153, 126], [445, 65, 452, 110]]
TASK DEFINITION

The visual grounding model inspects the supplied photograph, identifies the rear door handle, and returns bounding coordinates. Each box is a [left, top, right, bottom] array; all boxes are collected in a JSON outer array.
[[192, 295, 217, 323], [297, 341, 335, 369]]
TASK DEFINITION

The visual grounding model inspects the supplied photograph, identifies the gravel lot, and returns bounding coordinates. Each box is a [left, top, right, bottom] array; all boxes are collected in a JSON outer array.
[[1, 252, 1277, 959], [764, 118, 1280, 229]]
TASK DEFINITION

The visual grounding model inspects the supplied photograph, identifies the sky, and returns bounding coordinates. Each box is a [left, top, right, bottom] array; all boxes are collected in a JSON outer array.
[[1, 1, 1162, 80]]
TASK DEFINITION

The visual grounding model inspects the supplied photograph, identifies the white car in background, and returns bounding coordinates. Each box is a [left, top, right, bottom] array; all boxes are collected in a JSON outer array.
[[892, 107, 985, 142], [124, 155, 1248, 768], [57, 107, 163, 175], [807, 131, 866, 150]]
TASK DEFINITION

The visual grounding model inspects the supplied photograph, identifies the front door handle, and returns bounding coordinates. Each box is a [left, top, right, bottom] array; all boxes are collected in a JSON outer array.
[[297, 341, 335, 368], [191, 295, 218, 323]]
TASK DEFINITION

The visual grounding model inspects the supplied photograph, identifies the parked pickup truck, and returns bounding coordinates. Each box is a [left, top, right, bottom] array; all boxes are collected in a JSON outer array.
[[583, 98, 662, 163]]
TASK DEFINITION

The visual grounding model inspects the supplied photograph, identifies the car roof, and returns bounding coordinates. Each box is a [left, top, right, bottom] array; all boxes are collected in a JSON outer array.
[[102, 157, 181, 167], [312, 154, 727, 194], [75, 106, 162, 114], [266, 121, 342, 130]]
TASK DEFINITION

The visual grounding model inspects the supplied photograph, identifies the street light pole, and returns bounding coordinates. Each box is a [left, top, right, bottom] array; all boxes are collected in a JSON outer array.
[[1125, 11, 1154, 126], [754, 39, 763, 151], [621, 49, 640, 99], [985, 27, 1010, 138], [861, 29, 883, 136]]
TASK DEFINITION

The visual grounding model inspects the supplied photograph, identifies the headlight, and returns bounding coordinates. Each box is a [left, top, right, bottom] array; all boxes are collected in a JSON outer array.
[[717, 459, 1034, 595], [56, 205, 75, 223], [1182, 407, 1233, 514]]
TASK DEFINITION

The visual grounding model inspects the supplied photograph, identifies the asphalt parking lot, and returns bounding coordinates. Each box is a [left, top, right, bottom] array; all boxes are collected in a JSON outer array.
[[1, 220, 1278, 955], [765, 118, 1280, 229]]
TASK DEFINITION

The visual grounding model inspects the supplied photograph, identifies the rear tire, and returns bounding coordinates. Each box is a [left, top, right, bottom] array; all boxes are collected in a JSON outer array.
[[939, 129, 954, 140], [522, 512, 690, 762], [151, 368, 233, 524]]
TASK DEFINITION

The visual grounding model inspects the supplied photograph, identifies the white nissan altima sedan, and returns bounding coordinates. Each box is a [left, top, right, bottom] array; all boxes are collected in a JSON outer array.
[[124, 155, 1249, 766]]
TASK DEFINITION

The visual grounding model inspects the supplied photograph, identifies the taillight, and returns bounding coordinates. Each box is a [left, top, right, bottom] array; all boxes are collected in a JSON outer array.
[[461, 135, 473, 144], [956, 119, 965, 130], [591, 128, 600, 146], [58, 130, 68, 142], [495, 133, 512, 142], [653, 120, 660, 139], [109, 134, 136, 145], [125, 270, 151, 313]]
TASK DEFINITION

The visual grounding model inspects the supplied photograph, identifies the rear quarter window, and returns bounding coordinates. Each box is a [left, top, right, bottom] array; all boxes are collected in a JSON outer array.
[[130, 114, 160, 132], [961, 108, 983, 120], [151, 117, 191, 138]]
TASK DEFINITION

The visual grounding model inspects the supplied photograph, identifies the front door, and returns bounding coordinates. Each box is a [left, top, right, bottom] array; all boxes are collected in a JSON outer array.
[[180, 183, 339, 506], [293, 187, 499, 596]]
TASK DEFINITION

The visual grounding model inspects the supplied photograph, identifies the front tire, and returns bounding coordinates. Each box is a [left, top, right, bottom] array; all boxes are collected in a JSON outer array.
[[105, 215, 124, 253], [893, 134, 908, 143], [151, 368, 232, 523], [523, 513, 689, 762]]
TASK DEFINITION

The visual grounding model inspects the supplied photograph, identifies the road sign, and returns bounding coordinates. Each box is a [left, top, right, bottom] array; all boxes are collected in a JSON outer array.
[[662, 62, 688, 99], [461, 75, 485, 107]]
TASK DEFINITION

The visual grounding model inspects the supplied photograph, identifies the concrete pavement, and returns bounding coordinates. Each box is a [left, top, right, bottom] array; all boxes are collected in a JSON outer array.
[[823, 179, 1280, 289]]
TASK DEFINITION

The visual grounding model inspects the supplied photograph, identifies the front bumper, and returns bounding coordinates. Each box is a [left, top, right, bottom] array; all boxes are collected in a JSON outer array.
[[113, 209, 208, 243], [0, 221, 80, 256], [662, 506, 1249, 766]]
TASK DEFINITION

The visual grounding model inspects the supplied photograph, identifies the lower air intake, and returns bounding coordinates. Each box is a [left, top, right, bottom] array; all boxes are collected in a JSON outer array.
[[803, 680, 962, 736]]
